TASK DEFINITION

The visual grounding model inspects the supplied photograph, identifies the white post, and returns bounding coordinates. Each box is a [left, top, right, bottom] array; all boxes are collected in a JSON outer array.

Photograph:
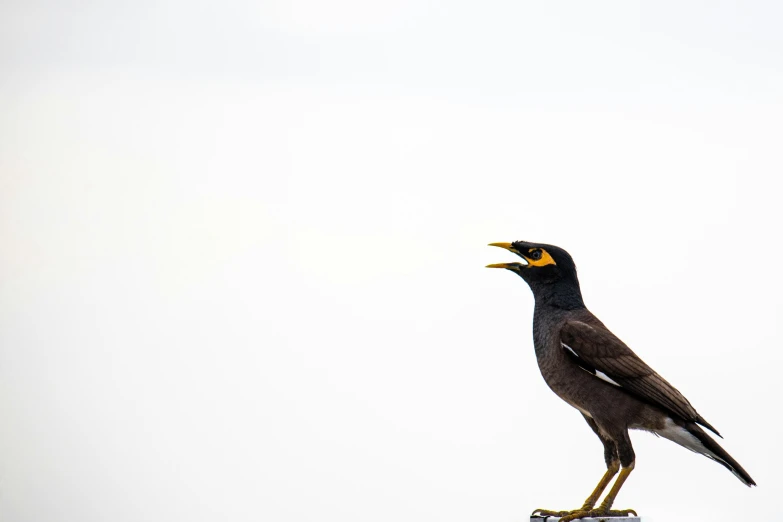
[[531, 517, 642, 521]]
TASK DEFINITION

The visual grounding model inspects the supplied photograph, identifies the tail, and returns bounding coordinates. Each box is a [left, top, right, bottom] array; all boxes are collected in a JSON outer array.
[[654, 418, 756, 487]]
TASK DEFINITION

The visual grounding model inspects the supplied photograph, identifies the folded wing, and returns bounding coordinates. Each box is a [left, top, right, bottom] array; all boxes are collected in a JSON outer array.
[[561, 320, 721, 437]]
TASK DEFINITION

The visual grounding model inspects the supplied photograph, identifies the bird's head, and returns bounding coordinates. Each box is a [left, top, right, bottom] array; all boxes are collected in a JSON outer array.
[[487, 241, 583, 307]]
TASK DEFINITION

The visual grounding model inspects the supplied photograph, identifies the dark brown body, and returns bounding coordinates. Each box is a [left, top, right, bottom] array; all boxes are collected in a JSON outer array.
[[534, 306, 669, 467]]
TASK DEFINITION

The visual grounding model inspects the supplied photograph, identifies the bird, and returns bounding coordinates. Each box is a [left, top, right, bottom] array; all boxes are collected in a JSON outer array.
[[486, 241, 755, 522]]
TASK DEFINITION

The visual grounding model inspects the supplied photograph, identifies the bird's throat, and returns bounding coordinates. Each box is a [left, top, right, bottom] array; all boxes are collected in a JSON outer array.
[[532, 279, 585, 310]]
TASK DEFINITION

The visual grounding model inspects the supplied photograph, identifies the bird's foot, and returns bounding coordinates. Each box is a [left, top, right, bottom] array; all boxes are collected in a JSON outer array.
[[531, 508, 573, 517], [556, 507, 637, 521], [531, 503, 596, 518]]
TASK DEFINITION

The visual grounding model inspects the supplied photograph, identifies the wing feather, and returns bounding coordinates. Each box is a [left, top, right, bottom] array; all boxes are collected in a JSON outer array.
[[561, 320, 720, 436]]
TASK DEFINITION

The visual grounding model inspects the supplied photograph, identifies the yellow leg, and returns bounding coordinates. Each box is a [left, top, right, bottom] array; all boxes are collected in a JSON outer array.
[[596, 461, 634, 512], [531, 461, 619, 518], [579, 461, 619, 510], [558, 462, 637, 522]]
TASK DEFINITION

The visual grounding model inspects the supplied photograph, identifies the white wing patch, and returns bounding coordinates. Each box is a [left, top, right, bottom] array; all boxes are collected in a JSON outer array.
[[562, 342, 579, 358], [562, 343, 622, 387], [595, 369, 621, 387]]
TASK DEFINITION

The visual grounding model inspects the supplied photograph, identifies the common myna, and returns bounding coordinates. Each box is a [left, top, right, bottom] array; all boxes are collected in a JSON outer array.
[[487, 241, 754, 522]]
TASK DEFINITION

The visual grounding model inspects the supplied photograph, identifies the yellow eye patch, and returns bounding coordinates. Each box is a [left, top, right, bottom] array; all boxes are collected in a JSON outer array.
[[526, 248, 557, 267]]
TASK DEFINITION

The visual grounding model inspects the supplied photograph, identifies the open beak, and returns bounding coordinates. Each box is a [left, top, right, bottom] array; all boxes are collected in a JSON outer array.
[[487, 242, 529, 270]]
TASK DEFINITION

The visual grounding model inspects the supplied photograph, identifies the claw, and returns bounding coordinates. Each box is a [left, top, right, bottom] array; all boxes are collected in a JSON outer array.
[[531, 509, 570, 517], [557, 507, 638, 521], [559, 510, 590, 522]]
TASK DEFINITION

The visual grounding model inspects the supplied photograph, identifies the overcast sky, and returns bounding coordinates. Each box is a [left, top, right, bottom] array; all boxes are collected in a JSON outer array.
[[2, 2, 782, 522]]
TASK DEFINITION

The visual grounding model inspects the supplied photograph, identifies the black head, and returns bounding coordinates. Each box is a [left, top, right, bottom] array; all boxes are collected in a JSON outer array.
[[487, 240, 584, 309]]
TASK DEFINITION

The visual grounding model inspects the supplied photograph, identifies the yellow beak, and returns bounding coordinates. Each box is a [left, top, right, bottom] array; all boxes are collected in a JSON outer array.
[[488, 242, 518, 253], [486, 263, 517, 269]]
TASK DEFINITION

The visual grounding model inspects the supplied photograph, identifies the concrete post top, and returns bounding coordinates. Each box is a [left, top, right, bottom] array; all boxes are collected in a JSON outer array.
[[530, 516, 642, 522]]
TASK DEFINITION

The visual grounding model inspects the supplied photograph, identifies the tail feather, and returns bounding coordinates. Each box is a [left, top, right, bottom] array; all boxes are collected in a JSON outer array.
[[687, 422, 756, 487], [654, 418, 756, 487]]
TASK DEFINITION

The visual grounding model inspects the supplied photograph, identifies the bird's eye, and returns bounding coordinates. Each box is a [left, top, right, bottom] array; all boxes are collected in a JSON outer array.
[[529, 249, 543, 260]]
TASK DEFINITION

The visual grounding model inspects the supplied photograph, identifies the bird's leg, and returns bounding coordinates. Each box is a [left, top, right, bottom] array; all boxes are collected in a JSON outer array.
[[532, 416, 623, 519], [557, 462, 637, 522], [579, 460, 619, 510], [530, 463, 618, 518], [592, 461, 636, 515], [555, 431, 637, 522]]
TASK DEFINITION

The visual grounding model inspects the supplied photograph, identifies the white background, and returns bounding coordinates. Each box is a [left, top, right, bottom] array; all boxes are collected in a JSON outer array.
[[2, 1, 782, 521]]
